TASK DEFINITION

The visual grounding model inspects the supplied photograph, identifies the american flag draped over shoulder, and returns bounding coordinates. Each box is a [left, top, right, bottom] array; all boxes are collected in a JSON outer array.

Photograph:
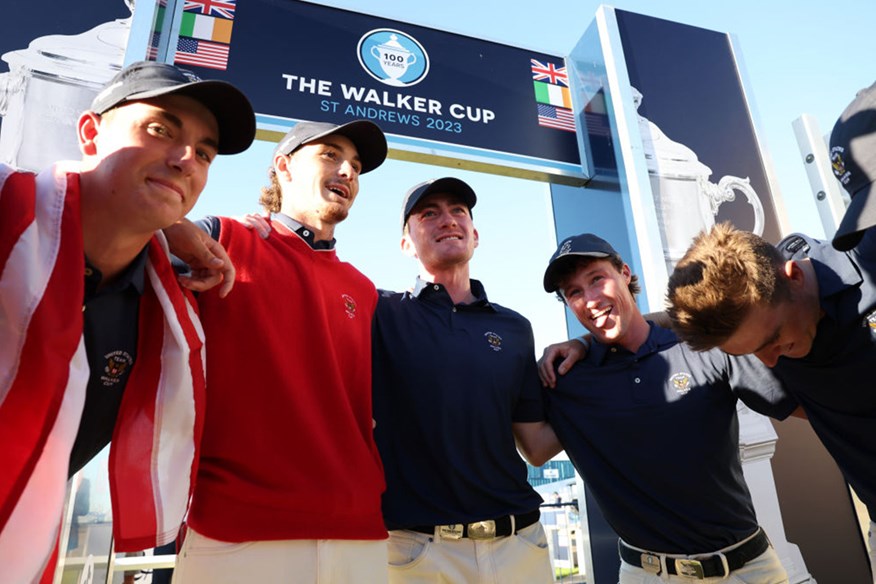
[[0, 164, 206, 582]]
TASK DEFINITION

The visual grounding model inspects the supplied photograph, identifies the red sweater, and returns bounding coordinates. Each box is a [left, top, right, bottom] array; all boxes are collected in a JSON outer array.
[[188, 218, 385, 541]]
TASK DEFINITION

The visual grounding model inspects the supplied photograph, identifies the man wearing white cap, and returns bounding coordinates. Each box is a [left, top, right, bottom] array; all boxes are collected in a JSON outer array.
[[167, 120, 391, 584]]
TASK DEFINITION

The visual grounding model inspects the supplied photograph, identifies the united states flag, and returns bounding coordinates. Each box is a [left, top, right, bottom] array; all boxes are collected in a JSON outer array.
[[537, 104, 576, 132], [174, 37, 230, 70], [147, 31, 160, 59], [531, 59, 568, 87], [184, 0, 235, 19]]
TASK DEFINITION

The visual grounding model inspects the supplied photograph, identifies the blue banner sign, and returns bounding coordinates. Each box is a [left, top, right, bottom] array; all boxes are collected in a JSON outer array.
[[170, 0, 585, 178]]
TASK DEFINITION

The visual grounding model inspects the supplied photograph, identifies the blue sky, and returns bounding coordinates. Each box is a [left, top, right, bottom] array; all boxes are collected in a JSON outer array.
[[193, 0, 876, 350]]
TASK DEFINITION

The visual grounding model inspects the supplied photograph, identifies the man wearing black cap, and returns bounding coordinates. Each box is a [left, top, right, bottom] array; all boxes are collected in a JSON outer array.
[[0, 60, 256, 582], [370, 177, 555, 583], [539, 232, 790, 584], [167, 120, 390, 583], [666, 82, 876, 578]]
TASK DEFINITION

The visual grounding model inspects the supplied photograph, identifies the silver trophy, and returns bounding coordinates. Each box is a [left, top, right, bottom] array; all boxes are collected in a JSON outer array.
[[634, 87, 765, 272], [0, 2, 132, 170]]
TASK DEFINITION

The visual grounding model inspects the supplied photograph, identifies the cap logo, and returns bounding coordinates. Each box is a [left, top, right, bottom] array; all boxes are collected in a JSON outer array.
[[93, 81, 124, 104], [865, 311, 876, 336], [484, 331, 503, 352], [831, 146, 851, 185], [558, 239, 573, 256], [342, 294, 357, 319], [670, 372, 692, 395], [357, 29, 430, 88], [181, 70, 201, 83]]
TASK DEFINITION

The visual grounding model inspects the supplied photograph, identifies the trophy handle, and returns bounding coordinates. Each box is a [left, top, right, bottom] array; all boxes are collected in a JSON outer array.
[[371, 45, 382, 59], [406, 53, 417, 65], [697, 175, 765, 236], [0, 72, 9, 117]]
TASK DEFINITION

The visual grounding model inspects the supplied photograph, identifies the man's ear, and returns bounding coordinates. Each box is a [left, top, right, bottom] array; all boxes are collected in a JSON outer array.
[[77, 111, 101, 156], [401, 232, 418, 259], [784, 260, 803, 284], [274, 153, 292, 182], [473, 227, 479, 249]]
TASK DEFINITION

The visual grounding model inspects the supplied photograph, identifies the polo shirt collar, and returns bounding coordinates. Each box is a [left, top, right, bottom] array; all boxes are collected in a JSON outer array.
[[783, 234, 862, 322], [588, 322, 675, 365], [271, 213, 336, 250], [409, 276, 496, 311], [84, 246, 148, 299]]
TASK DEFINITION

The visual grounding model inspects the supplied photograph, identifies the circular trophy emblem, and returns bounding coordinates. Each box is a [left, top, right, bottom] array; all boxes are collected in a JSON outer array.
[[357, 28, 429, 87]]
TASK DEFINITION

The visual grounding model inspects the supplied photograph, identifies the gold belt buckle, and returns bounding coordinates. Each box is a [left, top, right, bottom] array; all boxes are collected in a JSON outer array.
[[640, 553, 661, 574], [467, 520, 497, 539], [675, 559, 705, 579], [437, 524, 464, 539]]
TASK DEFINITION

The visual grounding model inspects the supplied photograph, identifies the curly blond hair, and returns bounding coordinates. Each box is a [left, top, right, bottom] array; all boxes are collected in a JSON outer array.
[[666, 223, 789, 350], [258, 166, 282, 213]]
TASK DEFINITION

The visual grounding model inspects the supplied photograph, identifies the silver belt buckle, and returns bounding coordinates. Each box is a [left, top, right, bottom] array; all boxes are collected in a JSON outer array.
[[675, 558, 705, 579], [641, 553, 661, 574], [467, 520, 497, 539], [437, 524, 464, 539]]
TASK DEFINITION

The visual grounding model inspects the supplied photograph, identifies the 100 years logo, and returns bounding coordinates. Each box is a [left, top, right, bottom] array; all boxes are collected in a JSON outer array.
[[358, 29, 429, 87]]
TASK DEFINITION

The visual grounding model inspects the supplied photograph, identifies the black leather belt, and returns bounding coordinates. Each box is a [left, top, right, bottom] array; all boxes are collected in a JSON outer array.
[[406, 509, 540, 540], [618, 528, 770, 580]]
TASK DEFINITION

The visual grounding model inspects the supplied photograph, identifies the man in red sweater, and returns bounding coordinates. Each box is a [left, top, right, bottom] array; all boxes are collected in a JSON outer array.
[[169, 120, 389, 584]]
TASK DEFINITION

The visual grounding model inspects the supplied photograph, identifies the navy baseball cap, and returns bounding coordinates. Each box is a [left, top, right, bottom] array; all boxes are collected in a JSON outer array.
[[90, 61, 256, 155], [830, 81, 876, 251], [274, 120, 387, 174], [401, 177, 477, 230], [543, 233, 622, 292]]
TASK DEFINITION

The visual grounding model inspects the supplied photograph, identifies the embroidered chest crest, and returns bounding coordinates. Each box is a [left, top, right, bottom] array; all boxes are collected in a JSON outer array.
[[669, 371, 692, 395], [484, 331, 503, 352]]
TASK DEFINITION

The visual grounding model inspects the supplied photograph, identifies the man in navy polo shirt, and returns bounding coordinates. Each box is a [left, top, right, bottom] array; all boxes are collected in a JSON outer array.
[[666, 81, 876, 579], [538, 232, 790, 584], [371, 177, 555, 583]]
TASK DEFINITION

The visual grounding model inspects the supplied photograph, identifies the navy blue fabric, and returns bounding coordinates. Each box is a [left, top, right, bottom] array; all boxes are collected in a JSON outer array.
[[69, 249, 147, 476], [372, 278, 544, 529], [768, 230, 876, 519], [545, 323, 793, 553]]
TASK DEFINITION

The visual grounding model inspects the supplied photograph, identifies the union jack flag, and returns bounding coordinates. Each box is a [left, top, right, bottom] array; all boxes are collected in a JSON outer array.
[[184, 0, 235, 19], [531, 59, 568, 86], [537, 104, 576, 132]]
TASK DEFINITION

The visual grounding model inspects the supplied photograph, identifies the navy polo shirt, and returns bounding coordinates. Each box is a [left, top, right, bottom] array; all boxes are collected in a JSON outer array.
[[372, 278, 545, 529], [766, 231, 876, 518], [68, 249, 147, 476], [545, 323, 794, 553]]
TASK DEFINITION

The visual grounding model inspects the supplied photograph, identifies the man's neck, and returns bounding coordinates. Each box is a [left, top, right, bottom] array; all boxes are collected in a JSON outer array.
[[421, 264, 474, 304], [79, 188, 151, 287], [282, 211, 335, 243], [614, 312, 651, 353], [797, 258, 826, 321]]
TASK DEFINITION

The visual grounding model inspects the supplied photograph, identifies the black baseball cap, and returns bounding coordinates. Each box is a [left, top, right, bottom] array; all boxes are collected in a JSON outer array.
[[543, 233, 622, 292], [90, 61, 255, 155], [274, 120, 387, 174], [830, 81, 876, 251], [401, 177, 477, 230]]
